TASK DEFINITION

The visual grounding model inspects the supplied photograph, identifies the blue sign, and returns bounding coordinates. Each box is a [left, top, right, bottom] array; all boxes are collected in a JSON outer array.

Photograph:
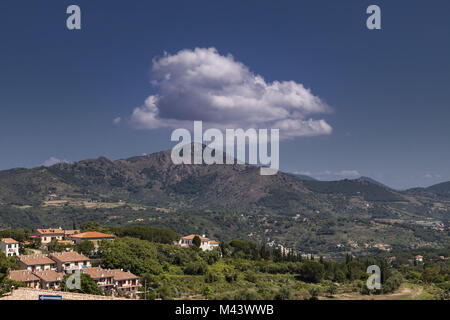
[[38, 295, 63, 301]]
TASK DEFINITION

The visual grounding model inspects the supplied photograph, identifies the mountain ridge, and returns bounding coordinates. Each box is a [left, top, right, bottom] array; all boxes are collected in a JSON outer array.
[[0, 148, 448, 256]]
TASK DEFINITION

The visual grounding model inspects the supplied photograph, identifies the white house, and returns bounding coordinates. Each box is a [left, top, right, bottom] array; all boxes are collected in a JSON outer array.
[[0, 238, 20, 257], [177, 234, 219, 251]]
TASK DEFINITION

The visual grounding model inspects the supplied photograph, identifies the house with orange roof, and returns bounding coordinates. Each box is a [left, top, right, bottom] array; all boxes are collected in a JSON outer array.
[[1, 238, 19, 257], [82, 267, 116, 291], [48, 251, 91, 273], [33, 228, 81, 244], [109, 269, 140, 297], [82, 267, 139, 297], [17, 254, 57, 272], [70, 231, 115, 250], [177, 234, 220, 251], [33, 228, 66, 244], [34, 270, 65, 290], [9, 270, 40, 289]]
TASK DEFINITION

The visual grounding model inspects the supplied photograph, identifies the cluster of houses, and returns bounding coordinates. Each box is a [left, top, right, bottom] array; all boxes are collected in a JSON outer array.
[[8, 251, 139, 297], [1, 227, 139, 298], [33, 228, 116, 250], [0, 228, 117, 257], [1, 228, 221, 298]]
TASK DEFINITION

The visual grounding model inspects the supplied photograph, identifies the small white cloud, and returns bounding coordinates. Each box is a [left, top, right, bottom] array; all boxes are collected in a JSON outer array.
[[293, 170, 312, 175], [424, 173, 441, 179], [336, 170, 360, 177], [113, 117, 122, 125], [42, 157, 69, 167], [129, 47, 333, 139]]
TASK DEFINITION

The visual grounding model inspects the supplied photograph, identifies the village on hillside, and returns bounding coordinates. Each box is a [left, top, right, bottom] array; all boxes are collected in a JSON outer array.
[[1, 224, 448, 301], [0, 227, 220, 299]]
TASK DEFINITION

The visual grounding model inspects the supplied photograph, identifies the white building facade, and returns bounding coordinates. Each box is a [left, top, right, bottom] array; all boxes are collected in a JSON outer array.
[[1, 238, 20, 257]]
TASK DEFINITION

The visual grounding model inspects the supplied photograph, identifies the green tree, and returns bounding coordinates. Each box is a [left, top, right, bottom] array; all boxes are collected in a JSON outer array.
[[382, 270, 403, 293], [259, 244, 270, 260], [98, 237, 159, 276], [299, 260, 325, 283], [422, 265, 441, 283], [82, 221, 102, 232], [219, 242, 231, 258], [347, 260, 366, 281], [78, 240, 95, 256], [47, 239, 70, 253], [202, 249, 221, 265], [192, 236, 201, 248], [61, 273, 103, 295], [0, 253, 10, 284]]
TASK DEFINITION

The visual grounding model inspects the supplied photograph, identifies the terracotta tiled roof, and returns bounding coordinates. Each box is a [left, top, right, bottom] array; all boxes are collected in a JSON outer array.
[[1, 238, 19, 244], [209, 240, 219, 245], [83, 267, 115, 280], [64, 230, 81, 236], [49, 251, 90, 263], [70, 232, 115, 239], [34, 270, 64, 283], [181, 234, 209, 242], [84, 267, 138, 281], [9, 270, 39, 282], [34, 228, 65, 236], [110, 269, 138, 281], [18, 254, 56, 266]]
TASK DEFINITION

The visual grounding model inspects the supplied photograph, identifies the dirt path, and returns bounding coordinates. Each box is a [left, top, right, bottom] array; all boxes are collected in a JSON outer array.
[[323, 285, 423, 300]]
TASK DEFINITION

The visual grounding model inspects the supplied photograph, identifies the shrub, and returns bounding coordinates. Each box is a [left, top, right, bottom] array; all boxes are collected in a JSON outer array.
[[275, 287, 291, 300], [184, 262, 208, 275], [225, 273, 238, 283], [244, 271, 258, 283], [204, 271, 218, 283]]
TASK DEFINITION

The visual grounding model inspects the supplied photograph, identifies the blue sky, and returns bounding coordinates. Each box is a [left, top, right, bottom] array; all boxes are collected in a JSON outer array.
[[0, 0, 449, 189]]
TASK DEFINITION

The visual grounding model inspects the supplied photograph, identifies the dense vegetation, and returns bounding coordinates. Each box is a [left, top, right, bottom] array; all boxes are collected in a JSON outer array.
[[80, 222, 180, 244], [0, 253, 21, 295], [1, 225, 449, 300], [94, 237, 449, 300], [302, 179, 403, 202]]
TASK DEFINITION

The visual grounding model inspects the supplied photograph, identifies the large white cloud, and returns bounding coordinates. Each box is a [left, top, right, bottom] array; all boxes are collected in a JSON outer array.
[[130, 47, 332, 138]]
